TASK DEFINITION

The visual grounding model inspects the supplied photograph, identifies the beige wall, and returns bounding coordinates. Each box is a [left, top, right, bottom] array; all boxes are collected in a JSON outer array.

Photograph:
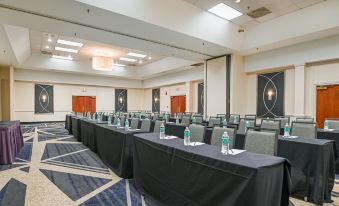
[[230, 54, 247, 116], [13, 81, 148, 122]]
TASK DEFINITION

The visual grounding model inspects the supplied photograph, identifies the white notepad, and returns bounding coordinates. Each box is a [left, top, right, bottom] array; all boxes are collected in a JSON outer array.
[[189, 142, 205, 146], [228, 149, 246, 155], [164, 136, 178, 139]]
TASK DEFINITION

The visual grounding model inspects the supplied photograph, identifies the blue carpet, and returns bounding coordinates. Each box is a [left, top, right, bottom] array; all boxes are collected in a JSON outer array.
[[57, 137, 78, 142], [19, 166, 30, 173], [15, 142, 33, 163], [0, 164, 25, 172], [38, 134, 72, 142], [80, 179, 143, 206], [41, 143, 87, 160], [25, 138, 33, 143], [47, 150, 109, 173], [0, 178, 26, 206], [40, 169, 111, 201]]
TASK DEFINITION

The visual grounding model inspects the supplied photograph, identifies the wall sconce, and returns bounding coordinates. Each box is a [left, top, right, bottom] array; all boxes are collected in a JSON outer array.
[[41, 94, 47, 103], [119, 97, 123, 103], [154, 97, 159, 102], [82, 87, 87, 92], [267, 90, 274, 101]]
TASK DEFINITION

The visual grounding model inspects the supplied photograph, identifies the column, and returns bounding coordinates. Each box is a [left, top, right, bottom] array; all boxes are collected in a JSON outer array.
[[294, 65, 305, 116]]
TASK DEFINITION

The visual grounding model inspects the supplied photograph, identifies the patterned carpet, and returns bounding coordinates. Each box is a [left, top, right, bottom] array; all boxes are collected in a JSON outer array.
[[0, 123, 145, 206], [0, 122, 338, 206]]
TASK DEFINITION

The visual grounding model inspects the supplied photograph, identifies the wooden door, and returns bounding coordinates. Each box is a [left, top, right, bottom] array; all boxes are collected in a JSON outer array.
[[171, 96, 186, 115], [72, 96, 96, 116], [316, 85, 339, 128]]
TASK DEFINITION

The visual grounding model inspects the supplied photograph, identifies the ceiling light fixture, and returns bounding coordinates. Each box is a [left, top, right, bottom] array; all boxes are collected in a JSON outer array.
[[127, 52, 147, 58], [47, 38, 52, 42], [120, 57, 137, 62], [139, 60, 143, 64], [57, 39, 84, 47], [235, 0, 241, 3], [52, 55, 73, 61], [45, 45, 50, 49], [92, 56, 113, 71], [208, 3, 242, 20], [148, 56, 152, 60], [55, 47, 79, 53]]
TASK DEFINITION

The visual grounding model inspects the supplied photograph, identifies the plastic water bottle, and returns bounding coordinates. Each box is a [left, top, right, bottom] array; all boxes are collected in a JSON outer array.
[[223, 119, 228, 128], [234, 116, 238, 123], [206, 116, 210, 122], [192, 116, 196, 124], [284, 123, 290, 137], [125, 119, 129, 131], [324, 119, 329, 130], [176, 116, 180, 124], [221, 132, 230, 155], [160, 123, 165, 139], [184, 127, 191, 146], [165, 114, 169, 123], [108, 115, 112, 126], [117, 118, 121, 127], [245, 120, 250, 132]]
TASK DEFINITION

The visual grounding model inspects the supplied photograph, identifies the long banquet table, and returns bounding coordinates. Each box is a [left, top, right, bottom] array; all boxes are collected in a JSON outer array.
[[165, 124, 336, 205], [227, 131, 336, 205], [65, 114, 73, 134], [95, 124, 148, 178], [0, 121, 24, 164], [133, 133, 291, 206], [79, 119, 107, 152]]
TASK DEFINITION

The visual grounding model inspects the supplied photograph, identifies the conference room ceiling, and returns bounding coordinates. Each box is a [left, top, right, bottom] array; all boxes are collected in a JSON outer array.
[[183, 0, 326, 28]]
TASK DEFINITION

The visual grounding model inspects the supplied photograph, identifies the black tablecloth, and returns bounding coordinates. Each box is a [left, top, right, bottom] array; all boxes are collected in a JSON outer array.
[[0, 121, 24, 164], [71, 117, 81, 142], [65, 114, 73, 134], [79, 119, 107, 152], [318, 129, 339, 173], [133, 133, 291, 206], [234, 133, 336, 205], [95, 124, 146, 178]]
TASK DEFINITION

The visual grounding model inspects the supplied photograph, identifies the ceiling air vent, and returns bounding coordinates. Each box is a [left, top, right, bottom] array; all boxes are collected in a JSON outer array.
[[247, 7, 272, 19]]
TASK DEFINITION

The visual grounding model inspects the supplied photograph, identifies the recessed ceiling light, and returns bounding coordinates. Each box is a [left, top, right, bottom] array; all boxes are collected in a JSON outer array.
[[55, 47, 79, 53], [208, 3, 242, 20], [47, 38, 52, 42], [148, 56, 152, 60], [119, 57, 137, 62], [235, 0, 241, 3], [127, 52, 147, 58], [52, 55, 73, 60], [114, 63, 126, 67], [139, 60, 143, 64], [57, 39, 83, 47], [45, 45, 50, 49]]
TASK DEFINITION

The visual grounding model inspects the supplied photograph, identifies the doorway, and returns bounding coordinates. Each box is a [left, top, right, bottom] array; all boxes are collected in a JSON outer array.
[[72, 96, 96, 116], [171, 96, 186, 115], [316, 85, 339, 128]]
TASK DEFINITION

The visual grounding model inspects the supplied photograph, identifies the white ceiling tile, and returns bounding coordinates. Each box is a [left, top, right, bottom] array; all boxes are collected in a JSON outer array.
[[231, 14, 253, 24], [223, 0, 264, 14], [193, 0, 222, 10], [241, 20, 260, 28], [265, 0, 294, 13], [275, 4, 300, 16], [296, 0, 323, 8], [256, 12, 278, 22]]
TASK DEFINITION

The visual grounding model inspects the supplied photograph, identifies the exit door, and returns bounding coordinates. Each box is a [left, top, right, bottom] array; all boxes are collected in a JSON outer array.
[[171, 96, 186, 115], [72, 96, 96, 116], [316, 85, 339, 128]]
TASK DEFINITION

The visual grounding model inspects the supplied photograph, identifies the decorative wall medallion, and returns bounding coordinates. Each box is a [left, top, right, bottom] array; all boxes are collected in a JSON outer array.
[[257, 72, 284, 118], [198, 83, 204, 114], [152, 89, 160, 113], [35, 84, 54, 114], [115, 89, 127, 112]]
